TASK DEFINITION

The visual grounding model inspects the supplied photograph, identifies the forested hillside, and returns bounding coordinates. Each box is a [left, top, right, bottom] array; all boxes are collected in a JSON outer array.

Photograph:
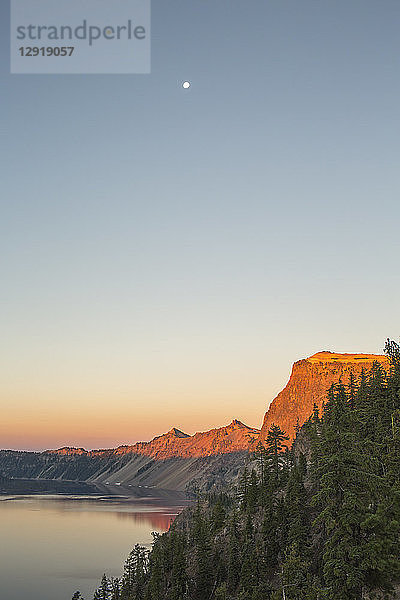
[[82, 340, 400, 600]]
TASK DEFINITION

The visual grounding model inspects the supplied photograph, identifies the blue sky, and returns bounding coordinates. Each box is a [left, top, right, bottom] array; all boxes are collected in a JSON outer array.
[[1, 0, 399, 450]]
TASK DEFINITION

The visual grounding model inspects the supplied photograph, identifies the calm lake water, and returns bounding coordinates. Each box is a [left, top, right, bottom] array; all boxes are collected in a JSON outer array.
[[0, 491, 187, 600]]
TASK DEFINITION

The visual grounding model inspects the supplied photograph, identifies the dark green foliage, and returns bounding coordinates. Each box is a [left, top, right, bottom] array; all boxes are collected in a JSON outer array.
[[91, 340, 400, 600], [120, 545, 149, 600], [285, 465, 308, 549], [110, 578, 121, 600], [211, 497, 226, 531], [265, 424, 290, 485], [94, 574, 110, 600]]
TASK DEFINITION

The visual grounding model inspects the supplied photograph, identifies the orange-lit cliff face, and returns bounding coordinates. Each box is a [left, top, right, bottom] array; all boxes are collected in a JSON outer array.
[[48, 420, 260, 460], [259, 351, 390, 443], [46, 447, 88, 456], [114, 420, 259, 459], [47, 352, 389, 460]]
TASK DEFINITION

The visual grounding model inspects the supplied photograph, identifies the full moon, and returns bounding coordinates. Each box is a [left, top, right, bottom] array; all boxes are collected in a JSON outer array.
[[182, 81, 191, 89]]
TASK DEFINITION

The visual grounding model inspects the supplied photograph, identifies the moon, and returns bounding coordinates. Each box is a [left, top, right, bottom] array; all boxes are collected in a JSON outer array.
[[182, 81, 191, 89]]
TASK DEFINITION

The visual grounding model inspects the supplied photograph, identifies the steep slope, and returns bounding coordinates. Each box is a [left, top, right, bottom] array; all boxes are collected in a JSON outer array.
[[91, 452, 249, 492], [259, 351, 389, 442], [89, 421, 259, 491], [0, 421, 259, 492]]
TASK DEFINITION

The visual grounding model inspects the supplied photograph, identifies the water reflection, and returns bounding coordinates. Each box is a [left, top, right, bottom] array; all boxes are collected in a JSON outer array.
[[114, 510, 177, 530], [3, 494, 184, 531], [0, 494, 187, 600]]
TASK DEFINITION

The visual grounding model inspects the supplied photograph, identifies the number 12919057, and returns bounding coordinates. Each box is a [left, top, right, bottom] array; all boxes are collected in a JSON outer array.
[[19, 47, 75, 57]]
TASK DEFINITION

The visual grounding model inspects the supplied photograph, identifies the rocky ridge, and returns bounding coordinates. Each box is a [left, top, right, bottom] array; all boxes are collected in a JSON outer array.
[[47, 419, 260, 460]]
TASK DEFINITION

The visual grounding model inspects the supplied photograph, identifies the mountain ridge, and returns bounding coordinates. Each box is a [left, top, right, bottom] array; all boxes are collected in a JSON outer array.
[[46, 419, 260, 460], [1, 350, 391, 493]]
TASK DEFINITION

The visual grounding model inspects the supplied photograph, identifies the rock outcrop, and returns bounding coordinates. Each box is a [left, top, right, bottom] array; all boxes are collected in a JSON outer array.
[[259, 351, 389, 442]]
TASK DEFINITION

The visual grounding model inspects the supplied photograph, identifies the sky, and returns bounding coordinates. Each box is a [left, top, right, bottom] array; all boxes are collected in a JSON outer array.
[[1, 0, 399, 451]]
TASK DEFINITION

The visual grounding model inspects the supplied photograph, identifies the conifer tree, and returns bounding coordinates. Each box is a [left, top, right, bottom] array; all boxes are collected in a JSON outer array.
[[169, 529, 187, 600], [254, 441, 268, 486], [279, 543, 314, 600], [285, 464, 309, 551], [109, 578, 120, 600], [226, 512, 241, 594], [265, 424, 289, 484], [313, 384, 366, 599], [312, 403, 320, 424], [191, 505, 213, 600], [96, 574, 110, 600], [120, 545, 149, 600], [212, 497, 226, 531]]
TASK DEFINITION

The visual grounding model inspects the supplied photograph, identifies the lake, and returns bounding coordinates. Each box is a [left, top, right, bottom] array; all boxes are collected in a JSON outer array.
[[0, 490, 188, 600]]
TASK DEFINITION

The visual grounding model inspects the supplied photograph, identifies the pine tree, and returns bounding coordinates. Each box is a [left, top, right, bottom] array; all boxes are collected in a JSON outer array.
[[239, 542, 258, 596], [259, 496, 280, 581], [109, 578, 120, 600], [348, 371, 357, 408], [280, 543, 315, 600], [312, 403, 320, 424], [212, 497, 226, 531], [95, 574, 110, 600], [285, 464, 309, 551], [226, 512, 241, 594], [191, 505, 213, 600], [254, 441, 268, 486], [169, 529, 187, 600], [146, 534, 165, 600], [120, 545, 149, 600], [265, 424, 289, 485], [313, 384, 366, 599], [246, 469, 259, 514], [238, 467, 250, 508]]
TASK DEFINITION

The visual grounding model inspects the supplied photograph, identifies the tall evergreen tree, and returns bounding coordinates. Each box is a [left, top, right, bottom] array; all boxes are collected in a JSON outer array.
[[313, 384, 367, 599], [265, 424, 289, 485]]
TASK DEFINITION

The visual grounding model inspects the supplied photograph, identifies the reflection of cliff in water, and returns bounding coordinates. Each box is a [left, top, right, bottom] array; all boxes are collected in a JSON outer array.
[[115, 509, 178, 531], [0, 495, 181, 600]]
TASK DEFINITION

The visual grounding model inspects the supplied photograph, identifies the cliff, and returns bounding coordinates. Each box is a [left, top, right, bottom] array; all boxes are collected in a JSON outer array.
[[259, 351, 389, 442]]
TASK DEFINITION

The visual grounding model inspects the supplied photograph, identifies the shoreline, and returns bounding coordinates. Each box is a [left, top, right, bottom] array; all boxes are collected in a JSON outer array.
[[0, 477, 190, 506]]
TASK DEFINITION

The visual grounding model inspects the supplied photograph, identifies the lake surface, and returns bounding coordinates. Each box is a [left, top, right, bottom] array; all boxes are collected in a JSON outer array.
[[0, 491, 188, 600]]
